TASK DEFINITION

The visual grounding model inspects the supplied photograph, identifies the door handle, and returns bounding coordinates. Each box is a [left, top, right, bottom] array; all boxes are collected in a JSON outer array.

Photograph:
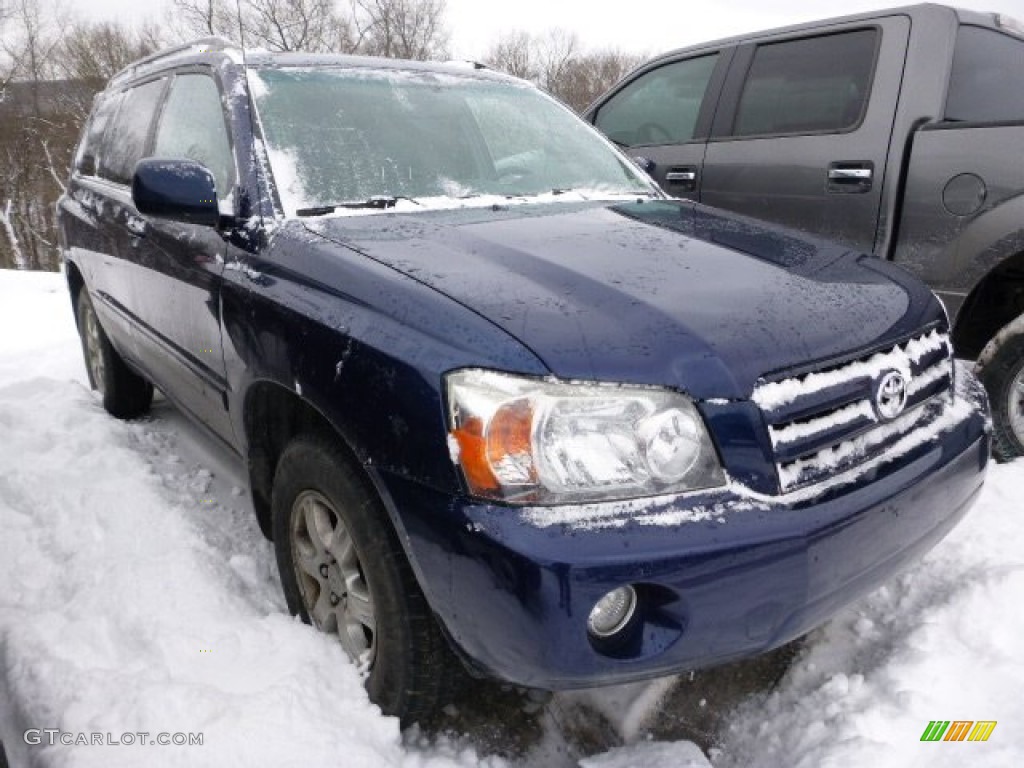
[[665, 166, 698, 192], [827, 161, 873, 193], [126, 215, 148, 239], [666, 170, 697, 183], [828, 168, 872, 180]]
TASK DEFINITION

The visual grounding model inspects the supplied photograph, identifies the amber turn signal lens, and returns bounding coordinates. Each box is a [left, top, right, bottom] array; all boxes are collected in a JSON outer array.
[[485, 398, 536, 484], [452, 417, 500, 492]]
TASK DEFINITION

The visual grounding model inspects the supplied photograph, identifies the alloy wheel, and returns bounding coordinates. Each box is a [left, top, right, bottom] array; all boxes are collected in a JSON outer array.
[[290, 490, 376, 663], [82, 302, 106, 393]]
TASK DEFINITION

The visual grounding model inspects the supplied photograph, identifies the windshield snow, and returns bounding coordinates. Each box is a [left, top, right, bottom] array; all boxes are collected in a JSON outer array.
[[249, 67, 654, 216]]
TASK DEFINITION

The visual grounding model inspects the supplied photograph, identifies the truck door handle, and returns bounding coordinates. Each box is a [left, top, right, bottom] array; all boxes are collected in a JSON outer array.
[[665, 166, 698, 191], [828, 168, 872, 180], [666, 169, 697, 183], [827, 162, 873, 193]]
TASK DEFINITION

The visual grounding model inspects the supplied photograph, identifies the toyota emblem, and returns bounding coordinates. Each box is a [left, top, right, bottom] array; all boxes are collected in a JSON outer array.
[[875, 370, 909, 420]]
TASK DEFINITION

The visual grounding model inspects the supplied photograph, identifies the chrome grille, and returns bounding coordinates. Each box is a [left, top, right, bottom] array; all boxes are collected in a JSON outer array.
[[752, 329, 954, 493]]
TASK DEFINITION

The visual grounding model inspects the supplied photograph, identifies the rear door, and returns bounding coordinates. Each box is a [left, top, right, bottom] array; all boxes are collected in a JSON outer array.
[[700, 18, 910, 253], [79, 78, 168, 362], [61, 90, 132, 352], [588, 50, 731, 200]]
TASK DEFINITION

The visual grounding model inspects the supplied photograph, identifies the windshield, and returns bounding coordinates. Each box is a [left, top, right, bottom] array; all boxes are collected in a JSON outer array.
[[249, 66, 655, 216]]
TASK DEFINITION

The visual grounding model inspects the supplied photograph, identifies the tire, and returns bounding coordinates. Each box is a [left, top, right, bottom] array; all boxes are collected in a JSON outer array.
[[271, 434, 464, 726], [76, 289, 153, 419], [977, 328, 1024, 461]]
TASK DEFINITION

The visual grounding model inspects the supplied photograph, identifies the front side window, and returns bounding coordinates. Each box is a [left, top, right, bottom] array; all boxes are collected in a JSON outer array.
[[250, 67, 653, 216], [98, 78, 165, 185], [594, 55, 719, 147], [946, 26, 1024, 123], [154, 74, 235, 197], [733, 29, 877, 137]]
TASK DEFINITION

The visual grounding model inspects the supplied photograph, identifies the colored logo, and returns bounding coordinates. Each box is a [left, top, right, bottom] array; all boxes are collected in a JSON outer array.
[[874, 369, 909, 420], [920, 720, 997, 742]]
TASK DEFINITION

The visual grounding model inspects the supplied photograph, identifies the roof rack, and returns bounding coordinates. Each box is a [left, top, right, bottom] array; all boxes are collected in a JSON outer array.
[[443, 59, 490, 71], [109, 36, 239, 87]]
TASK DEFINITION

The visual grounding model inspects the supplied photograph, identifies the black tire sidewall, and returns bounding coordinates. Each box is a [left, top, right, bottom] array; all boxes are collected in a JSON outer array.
[[271, 436, 424, 718], [75, 289, 153, 419], [978, 329, 1024, 460]]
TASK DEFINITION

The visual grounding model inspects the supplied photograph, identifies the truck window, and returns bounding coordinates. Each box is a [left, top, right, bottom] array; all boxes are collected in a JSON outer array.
[[946, 26, 1024, 123], [154, 74, 235, 196], [98, 79, 165, 185], [733, 29, 877, 137], [594, 55, 719, 147]]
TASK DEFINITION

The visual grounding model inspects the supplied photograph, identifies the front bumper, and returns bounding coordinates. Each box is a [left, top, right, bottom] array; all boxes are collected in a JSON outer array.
[[377, 381, 990, 690]]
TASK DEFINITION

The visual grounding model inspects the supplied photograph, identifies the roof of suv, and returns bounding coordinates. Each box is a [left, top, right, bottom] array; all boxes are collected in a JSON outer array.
[[110, 36, 516, 90]]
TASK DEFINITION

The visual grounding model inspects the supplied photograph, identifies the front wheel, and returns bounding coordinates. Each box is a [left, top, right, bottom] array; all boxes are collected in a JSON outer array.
[[271, 435, 464, 725], [76, 289, 153, 418], [977, 326, 1024, 461]]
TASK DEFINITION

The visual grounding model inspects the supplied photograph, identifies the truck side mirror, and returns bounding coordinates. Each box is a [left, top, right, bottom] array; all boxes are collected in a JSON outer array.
[[632, 155, 656, 175]]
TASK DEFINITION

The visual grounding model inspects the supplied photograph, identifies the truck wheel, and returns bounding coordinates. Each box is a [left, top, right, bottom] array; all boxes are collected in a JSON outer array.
[[271, 434, 463, 726], [76, 289, 153, 419], [977, 329, 1024, 461]]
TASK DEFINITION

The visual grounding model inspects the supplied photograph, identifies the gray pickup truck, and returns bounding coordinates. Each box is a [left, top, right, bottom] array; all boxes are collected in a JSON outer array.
[[585, 3, 1024, 459]]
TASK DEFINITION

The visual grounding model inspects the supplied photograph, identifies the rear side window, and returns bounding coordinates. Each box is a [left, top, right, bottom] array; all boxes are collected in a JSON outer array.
[[733, 29, 877, 137], [946, 26, 1024, 123], [75, 93, 122, 175], [154, 74, 235, 196], [594, 55, 719, 147], [98, 79, 165, 185]]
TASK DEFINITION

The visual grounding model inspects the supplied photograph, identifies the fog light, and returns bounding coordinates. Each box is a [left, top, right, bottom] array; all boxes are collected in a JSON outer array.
[[587, 585, 638, 638]]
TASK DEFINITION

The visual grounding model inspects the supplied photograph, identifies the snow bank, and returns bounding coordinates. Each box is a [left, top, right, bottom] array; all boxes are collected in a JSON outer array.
[[0, 270, 500, 767], [580, 740, 710, 768], [712, 459, 1024, 768]]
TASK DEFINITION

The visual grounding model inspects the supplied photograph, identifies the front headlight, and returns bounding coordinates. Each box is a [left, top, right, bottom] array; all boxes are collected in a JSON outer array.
[[445, 369, 726, 504]]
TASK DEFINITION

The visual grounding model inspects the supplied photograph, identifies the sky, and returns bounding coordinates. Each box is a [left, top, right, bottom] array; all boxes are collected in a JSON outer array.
[[64, 0, 1024, 59]]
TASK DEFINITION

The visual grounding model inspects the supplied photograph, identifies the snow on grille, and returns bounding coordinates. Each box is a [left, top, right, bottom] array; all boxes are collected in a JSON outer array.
[[753, 329, 955, 492]]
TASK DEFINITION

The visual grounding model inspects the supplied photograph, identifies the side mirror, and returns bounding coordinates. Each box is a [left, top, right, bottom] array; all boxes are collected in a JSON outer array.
[[132, 158, 220, 228], [631, 155, 656, 176]]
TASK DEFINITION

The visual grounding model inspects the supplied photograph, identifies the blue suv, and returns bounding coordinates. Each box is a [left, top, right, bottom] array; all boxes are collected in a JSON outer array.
[[57, 38, 991, 724]]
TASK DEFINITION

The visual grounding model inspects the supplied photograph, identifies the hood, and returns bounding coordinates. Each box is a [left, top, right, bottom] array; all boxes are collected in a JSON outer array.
[[301, 200, 942, 400]]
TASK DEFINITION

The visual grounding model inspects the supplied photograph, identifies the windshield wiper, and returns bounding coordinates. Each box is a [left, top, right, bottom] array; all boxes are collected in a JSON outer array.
[[296, 195, 422, 216], [549, 188, 656, 198]]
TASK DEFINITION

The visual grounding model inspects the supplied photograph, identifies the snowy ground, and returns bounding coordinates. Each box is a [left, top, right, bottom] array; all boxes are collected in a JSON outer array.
[[0, 267, 1021, 768]]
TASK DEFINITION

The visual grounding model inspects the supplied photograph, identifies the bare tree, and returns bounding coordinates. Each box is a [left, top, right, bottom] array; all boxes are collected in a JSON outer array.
[[483, 30, 536, 80], [484, 28, 643, 113], [169, 0, 237, 38], [0, 0, 70, 270], [549, 49, 643, 113], [169, 0, 446, 58], [57, 21, 162, 118], [243, 0, 345, 51], [0, 2, 162, 271], [351, 0, 448, 60]]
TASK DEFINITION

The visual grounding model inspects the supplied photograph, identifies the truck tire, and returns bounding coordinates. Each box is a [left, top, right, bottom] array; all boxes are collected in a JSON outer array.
[[76, 289, 154, 419], [977, 329, 1024, 461], [271, 434, 465, 726]]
